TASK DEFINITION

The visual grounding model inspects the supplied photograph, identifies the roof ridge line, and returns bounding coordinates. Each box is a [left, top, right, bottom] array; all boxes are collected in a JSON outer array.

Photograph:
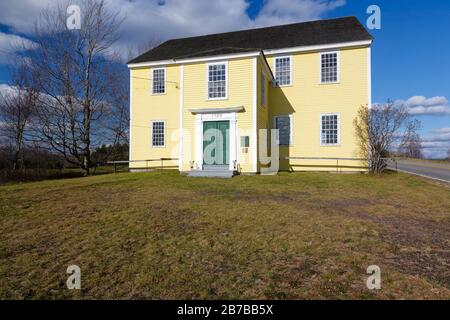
[[167, 16, 359, 42]]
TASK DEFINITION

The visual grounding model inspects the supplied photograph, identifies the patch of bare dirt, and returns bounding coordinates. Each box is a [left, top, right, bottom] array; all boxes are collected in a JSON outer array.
[[317, 198, 450, 288]]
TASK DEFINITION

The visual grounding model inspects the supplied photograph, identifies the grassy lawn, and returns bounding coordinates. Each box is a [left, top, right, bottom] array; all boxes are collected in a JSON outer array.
[[1, 171, 449, 299]]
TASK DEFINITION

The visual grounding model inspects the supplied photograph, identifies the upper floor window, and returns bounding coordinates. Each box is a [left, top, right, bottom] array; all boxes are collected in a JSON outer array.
[[152, 68, 165, 94], [274, 56, 291, 86], [320, 52, 339, 83], [320, 114, 339, 145], [274, 115, 292, 146], [261, 72, 266, 106], [151, 120, 165, 147], [207, 63, 227, 99]]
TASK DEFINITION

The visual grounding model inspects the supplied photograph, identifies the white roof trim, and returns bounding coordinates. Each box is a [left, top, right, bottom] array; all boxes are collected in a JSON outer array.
[[263, 40, 372, 55], [128, 52, 260, 68], [189, 106, 245, 114], [127, 40, 372, 69]]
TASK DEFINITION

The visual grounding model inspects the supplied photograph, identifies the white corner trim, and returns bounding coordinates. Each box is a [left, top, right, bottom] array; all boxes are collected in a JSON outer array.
[[367, 46, 372, 109], [264, 40, 372, 56], [178, 65, 184, 171], [129, 70, 133, 161], [252, 57, 258, 173]]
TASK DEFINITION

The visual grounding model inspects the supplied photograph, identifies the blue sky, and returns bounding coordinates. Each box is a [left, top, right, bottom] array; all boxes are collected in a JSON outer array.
[[0, 0, 449, 158]]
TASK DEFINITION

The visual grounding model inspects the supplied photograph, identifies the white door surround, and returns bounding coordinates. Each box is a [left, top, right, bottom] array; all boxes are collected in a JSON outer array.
[[194, 112, 237, 171]]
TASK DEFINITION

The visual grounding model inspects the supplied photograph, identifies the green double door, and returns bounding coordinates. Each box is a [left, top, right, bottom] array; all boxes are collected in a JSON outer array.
[[203, 121, 229, 165]]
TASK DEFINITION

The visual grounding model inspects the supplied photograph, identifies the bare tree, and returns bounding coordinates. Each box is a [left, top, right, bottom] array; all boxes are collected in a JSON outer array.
[[29, 0, 124, 175], [126, 37, 161, 63], [0, 60, 39, 170], [100, 70, 129, 146], [398, 119, 422, 158], [354, 102, 420, 174]]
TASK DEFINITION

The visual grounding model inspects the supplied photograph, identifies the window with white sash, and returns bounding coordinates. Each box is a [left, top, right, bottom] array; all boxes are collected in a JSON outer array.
[[320, 52, 339, 83], [274, 115, 292, 146], [207, 63, 227, 99], [151, 121, 165, 147], [320, 114, 339, 145], [274, 56, 291, 86], [152, 68, 165, 94]]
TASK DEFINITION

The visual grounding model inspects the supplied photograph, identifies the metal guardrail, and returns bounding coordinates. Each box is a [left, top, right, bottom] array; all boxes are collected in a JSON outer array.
[[285, 156, 367, 172], [384, 157, 398, 171], [107, 158, 178, 173], [106, 157, 398, 173], [285, 156, 398, 172]]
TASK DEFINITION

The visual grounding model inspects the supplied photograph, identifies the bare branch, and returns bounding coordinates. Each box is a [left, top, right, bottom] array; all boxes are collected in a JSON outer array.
[[354, 102, 422, 173]]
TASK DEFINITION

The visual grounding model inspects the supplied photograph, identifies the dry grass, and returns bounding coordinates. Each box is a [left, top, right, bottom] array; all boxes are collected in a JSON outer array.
[[0, 171, 449, 299]]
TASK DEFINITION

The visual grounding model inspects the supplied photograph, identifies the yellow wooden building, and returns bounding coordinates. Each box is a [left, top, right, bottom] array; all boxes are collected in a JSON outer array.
[[128, 17, 372, 176]]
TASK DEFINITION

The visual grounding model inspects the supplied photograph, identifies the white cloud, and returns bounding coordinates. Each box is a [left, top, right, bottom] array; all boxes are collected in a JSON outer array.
[[0, 84, 15, 96], [0, 0, 54, 33], [0, 0, 346, 60], [433, 127, 450, 134], [421, 127, 450, 159], [392, 95, 450, 116], [254, 0, 345, 27], [0, 32, 36, 64], [421, 145, 449, 159]]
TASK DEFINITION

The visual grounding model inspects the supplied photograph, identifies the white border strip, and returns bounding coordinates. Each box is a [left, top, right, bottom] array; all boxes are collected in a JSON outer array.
[[252, 57, 258, 173], [367, 46, 372, 109], [178, 65, 184, 171], [264, 40, 372, 55], [129, 69, 133, 162], [396, 168, 450, 184], [128, 52, 260, 68]]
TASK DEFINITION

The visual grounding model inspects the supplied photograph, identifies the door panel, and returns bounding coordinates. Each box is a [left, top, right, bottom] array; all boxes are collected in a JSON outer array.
[[203, 121, 229, 165]]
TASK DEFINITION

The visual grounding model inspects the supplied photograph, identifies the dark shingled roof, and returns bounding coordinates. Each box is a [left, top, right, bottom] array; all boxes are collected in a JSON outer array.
[[128, 16, 372, 64]]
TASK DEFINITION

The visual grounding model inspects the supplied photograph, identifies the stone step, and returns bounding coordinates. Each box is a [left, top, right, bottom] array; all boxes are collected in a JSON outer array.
[[186, 170, 236, 178], [202, 165, 230, 171]]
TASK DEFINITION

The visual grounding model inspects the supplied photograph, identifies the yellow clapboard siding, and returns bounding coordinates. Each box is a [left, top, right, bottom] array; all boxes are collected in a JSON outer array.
[[130, 65, 180, 169], [266, 47, 369, 171], [182, 58, 255, 172]]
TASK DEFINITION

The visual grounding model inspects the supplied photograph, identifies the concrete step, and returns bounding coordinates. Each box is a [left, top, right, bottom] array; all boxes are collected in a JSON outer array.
[[187, 170, 236, 178], [202, 165, 230, 171]]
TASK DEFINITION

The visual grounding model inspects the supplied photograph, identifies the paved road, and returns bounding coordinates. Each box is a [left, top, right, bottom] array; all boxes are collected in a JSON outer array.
[[389, 159, 450, 183]]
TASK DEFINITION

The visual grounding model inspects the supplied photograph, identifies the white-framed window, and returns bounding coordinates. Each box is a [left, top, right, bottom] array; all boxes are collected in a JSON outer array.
[[274, 115, 292, 146], [320, 114, 340, 145], [320, 52, 339, 83], [274, 56, 291, 86], [261, 72, 266, 106], [152, 68, 165, 94], [151, 120, 165, 147], [207, 62, 227, 99]]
